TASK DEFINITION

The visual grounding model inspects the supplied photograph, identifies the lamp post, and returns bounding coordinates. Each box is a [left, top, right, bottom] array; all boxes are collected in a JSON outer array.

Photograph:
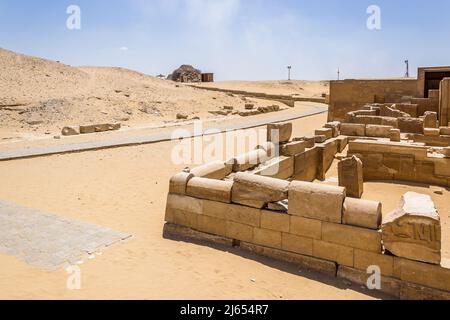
[[287, 66, 292, 81], [404, 60, 410, 78]]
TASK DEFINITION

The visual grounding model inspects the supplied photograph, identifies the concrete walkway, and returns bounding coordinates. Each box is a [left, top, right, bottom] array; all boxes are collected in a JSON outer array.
[[0, 200, 131, 271], [0, 104, 327, 161]]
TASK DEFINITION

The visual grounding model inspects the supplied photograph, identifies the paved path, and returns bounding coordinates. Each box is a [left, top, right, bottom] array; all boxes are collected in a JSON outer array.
[[0, 200, 131, 271], [0, 105, 327, 161]]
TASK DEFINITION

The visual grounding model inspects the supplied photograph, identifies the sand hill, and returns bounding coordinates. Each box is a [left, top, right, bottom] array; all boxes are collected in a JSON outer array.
[[0, 48, 328, 140]]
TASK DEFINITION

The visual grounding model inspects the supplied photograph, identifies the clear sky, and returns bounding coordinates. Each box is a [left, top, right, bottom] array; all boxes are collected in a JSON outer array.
[[1, 0, 449, 80]]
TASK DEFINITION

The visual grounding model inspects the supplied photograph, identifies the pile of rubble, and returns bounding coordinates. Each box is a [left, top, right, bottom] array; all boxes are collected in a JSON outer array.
[[168, 65, 202, 83]]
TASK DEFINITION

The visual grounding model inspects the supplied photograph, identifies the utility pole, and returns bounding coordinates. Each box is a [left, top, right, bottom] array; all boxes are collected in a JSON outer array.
[[337, 68, 340, 80], [287, 66, 292, 81], [404, 60, 410, 78]]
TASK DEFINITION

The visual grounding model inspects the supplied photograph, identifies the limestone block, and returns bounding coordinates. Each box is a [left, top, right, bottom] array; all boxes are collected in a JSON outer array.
[[322, 222, 382, 253], [261, 210, 290, 232], [61, 126, 80, 136], [166, 194, 203, 215], [282, 233, 313, 256], [186, 177, 233, 203], [302, 136, 316, 148], [336, 136, 349, 152], [196, 215, 227, 237], [440, 127, 450, 136], [340, 123, 365, 136], [254, 156, 294, 180], [354, 249, 394, 277], [267, 122, 292, 143], [394, 257, 450, 292], [232, 149, 269, 172], [190, 161, 233, 180], [315, 128, 333, 140], [290, 216, 322, 240], [398, 117, 424, 134], [338, 156, 364, 198], [381, 117, 399, 128], [343, 198, 382, 230], [424, 128, 440, 137], [240, 242, 337, 277], [390, 129, 401, 142], [382, 192, 441, 264], [365, 125, 394, 138], [281, 141, 306, 156], [337, 266, 401, 299], [400, 281, 450, 300], [293, 148, 320, 182], [203, 201, 261, 227], [289, 181, 345, 223], [232, 173, 289, 208], [253, 228, 282, 249], [444, 147, 450, 158], [324, 121, 341, 137], [314, 135, 327, 143], [79, 123, 121, 134], [313, 240, 354, 267], [169, 172, 194, 195], [226, 221, 253, 242], [423, 111, 438, 128]]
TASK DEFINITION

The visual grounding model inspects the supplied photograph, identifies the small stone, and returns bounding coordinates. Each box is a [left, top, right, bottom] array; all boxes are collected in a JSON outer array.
[[176, 113, 188, 120]]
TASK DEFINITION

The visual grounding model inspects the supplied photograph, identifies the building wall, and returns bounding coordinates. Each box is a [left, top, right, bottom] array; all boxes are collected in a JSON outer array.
[[328, 79, 419, 122]]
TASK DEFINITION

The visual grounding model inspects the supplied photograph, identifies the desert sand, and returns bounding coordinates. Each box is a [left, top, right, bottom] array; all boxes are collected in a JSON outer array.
[[1, 112, 448, 300], [0, 48, 328, 141]]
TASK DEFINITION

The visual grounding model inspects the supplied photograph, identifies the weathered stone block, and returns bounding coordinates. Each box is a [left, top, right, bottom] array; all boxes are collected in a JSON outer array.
[[61, 126, 80, 136], [337, 266, 401, 299], [281, 141, 306, 156], [398, 117, 424, 134], [79, 123, 121, 134], [255, 156, 294, 180], [226, 221, 253, 242], [338, 156, 364, 198], [313, 240, 354, 267], [190, 161, 233, 180], [354, 249, 394, 277], [314, 135, 327, 143], [324, 121, 341, 137], [289, 181, 345, 223], [282, 233, 313, 256], [186, 178, 233, 203], [394, 257, 450, 292], [166, 194, 203, 215], [390, 129, 401, 142], [400, 281, 450, 300], [423, 111, 438, 128], [290, 216, 322, 240], [232, 173, 289, 209], [322, 222, 382, 253], [365, 125, 394, 138], [267, 122, 292, 143], [196, 215, 227, 237], [256, 141, 278, 157], [343, 198, 382, 230], [169, 172, 194, 195], [202, 200, 261, 227], [232, 149, 269, 172], [424, 128, 440, 137], [253, 228, 282, 249], [340, 123, 365, 136], [440, 127, 450, 136], [382, 192, 441, 264], [315, 128, 333, 140], [261, 210, 290, 232]]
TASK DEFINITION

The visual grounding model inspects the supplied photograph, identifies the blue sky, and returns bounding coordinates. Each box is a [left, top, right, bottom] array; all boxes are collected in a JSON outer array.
[[0, 0, 449, 80]]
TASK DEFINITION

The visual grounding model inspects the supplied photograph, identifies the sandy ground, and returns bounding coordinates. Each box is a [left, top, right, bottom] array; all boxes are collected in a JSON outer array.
[[194, 80, 329, 98], [0, 48, 326, 141], [1, 112, 447, 300], [0, 113, 386, 300]]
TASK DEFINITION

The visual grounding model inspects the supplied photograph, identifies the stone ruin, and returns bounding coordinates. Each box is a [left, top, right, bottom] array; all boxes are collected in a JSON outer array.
[[162, 115, 450, 299], [168, 65, 202, 83]]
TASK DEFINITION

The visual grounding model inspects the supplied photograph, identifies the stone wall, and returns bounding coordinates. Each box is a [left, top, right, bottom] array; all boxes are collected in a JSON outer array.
[[163, 122, 450, 299], [348, 140, 450, 187], [328, 79, 419, 122]]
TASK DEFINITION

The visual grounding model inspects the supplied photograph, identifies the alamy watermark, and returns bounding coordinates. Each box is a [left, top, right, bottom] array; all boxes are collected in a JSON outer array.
[[367, 5, 381, 30], [66, 5, 81, 30], [66, 265, 81, 290]]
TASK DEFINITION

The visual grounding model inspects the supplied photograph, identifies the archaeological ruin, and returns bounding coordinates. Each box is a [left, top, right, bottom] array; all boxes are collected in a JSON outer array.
[[163, 68, 450, 300]]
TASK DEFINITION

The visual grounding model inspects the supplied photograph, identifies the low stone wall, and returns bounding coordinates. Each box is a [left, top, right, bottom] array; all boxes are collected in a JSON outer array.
[[348, 140, 450, 187], [163, 121, 450, 299]]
